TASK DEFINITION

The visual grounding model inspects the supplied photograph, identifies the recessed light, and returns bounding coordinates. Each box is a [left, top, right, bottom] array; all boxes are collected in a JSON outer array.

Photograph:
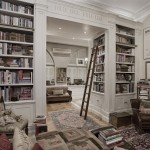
[[72, 37, 75, 40], [58, 27, 62, 30], [84, 31, 87, 34]]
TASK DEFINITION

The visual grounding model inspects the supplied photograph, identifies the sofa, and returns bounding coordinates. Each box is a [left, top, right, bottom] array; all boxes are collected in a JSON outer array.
[[46, 86, 72, 103]]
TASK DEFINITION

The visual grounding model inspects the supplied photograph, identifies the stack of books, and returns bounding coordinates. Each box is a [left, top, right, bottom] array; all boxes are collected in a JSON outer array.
[[98, 127, 123, 149]]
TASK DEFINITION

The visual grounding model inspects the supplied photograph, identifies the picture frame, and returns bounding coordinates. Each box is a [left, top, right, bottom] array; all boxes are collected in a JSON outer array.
[[56, 68, 67, 83], [145, 61, 150, 80], [76, 58, 85, 66], [143, 27, 150, 59]]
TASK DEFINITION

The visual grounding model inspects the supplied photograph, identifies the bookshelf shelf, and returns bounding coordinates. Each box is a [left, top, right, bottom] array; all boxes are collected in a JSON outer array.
[[0, 24, 34, 32], [0, 0, 34, 103], [0, 40, 33, 45], [0, 9, 34, 18], [115, 24, 135, 94], [0, 67, 33, 70], [1, 54, 33, 58], [0, 83, 33, 86]]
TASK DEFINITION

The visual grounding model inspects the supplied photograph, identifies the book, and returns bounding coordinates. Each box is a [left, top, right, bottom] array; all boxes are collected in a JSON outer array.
[[99, 128, 120, 138]]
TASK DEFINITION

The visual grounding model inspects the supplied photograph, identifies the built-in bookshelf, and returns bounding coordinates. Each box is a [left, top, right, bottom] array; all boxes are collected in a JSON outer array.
[[93, 33, 105, 93], [116, 25, 135, 94], [0, 0, 34, 102]]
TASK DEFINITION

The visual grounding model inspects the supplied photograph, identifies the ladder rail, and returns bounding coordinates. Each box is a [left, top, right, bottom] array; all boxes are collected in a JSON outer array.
[[80, 46, 98, 119], [80, 51, 94, 116]]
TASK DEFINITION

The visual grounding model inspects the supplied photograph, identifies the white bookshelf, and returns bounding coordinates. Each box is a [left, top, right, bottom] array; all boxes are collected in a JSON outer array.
[[115, 24, 136, 95], [0, 0, 34, 103]]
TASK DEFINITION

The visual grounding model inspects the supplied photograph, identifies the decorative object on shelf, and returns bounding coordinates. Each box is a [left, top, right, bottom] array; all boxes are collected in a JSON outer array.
[[144, 27, 150, 59], [56, 68, 67, 83], [76, 58, 85, 66], [84, 57, 88, 64]]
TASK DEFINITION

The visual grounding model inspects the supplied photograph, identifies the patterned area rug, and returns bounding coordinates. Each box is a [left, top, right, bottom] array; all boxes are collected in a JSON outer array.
[[49, 109, 101, 131], [120, 127, 150, 150]]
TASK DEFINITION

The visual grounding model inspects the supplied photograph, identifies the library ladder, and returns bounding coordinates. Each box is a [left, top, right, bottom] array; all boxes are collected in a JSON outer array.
[[80, 46, 98, 119]]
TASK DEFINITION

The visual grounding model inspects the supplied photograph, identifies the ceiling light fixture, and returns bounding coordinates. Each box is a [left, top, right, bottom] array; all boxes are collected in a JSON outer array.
[[84, 31, 87, 34], [72, 37, 75, 40], [58, 27, 62, 30]]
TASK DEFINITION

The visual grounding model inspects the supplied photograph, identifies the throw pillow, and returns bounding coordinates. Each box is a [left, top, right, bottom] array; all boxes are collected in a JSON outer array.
[[0, 133, 11, 150], [53, 89, 63, 95], [32, 143, 43, 150], [114, 146, 128, 150], [140, 100, 150, 115], [4, 115, 16, 124], [0, 116, 5, 126], [13, 127, 34, 150]]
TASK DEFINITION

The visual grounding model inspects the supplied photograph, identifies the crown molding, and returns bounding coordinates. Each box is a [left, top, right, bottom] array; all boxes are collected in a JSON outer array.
[[56, 0, 150, 22]]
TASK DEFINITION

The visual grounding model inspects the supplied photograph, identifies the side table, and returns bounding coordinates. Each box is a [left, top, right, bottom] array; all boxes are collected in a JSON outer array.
[[34, 116, 48, 135], [109, 112, 132, 128]]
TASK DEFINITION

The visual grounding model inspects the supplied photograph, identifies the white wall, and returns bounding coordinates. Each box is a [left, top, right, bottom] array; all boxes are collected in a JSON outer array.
[[139, 15, 150, 79]]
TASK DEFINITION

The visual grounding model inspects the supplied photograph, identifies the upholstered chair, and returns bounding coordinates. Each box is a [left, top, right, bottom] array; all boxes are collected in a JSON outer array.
[[130, 99, 150, 134], [0, 96, 28, 137]]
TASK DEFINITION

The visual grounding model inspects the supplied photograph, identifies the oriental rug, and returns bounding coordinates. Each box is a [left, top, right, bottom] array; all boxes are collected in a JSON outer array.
[[49, 109, 101, 131], [120, 127, 150, 150]]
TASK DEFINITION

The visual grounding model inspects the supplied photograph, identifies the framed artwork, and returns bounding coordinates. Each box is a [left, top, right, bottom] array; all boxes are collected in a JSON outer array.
[[145, 61, 150, 79], [76, 58, 85, 66], [56, 68, 67, 83], [144, 27, 150, 59]]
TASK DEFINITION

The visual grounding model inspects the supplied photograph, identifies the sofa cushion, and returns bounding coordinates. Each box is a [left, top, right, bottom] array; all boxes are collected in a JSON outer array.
[[140, 100, 150, 115], [0, 133, 11, 150], [47, 86, 68, 95], [53, 89, 63, 95]]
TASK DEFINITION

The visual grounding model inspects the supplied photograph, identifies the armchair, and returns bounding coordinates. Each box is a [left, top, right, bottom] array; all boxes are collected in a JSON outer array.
[[0, 96, 28, 137], [130, 99, 150, 134]]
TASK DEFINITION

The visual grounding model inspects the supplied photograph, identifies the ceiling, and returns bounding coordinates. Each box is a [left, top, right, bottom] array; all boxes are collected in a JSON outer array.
[[60, 0, 150, 21], [47, 17, 105, 43]]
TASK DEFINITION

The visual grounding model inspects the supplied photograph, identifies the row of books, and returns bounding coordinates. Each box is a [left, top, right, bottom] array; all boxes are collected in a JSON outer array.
[[96, 55, 105, 64], [116, 74, 134, 82], [116, 35, 134, 45], [0, 57, 33, 68], [93, 83, 104, 92], [98, 127, 123, 149], [116, 26, 134, 36], [116, 46, 135, 55], [0, 31, 33, 43], [0, 70, 33, 84], [0, 86, 33, 102], [116, 64, 135, 72], [0, 1, 34, 15], [116, 83, 134, 93], [116, 54, 135, 63], [97, 45, 105, 55], [0, 14, 33, 28], [0, 43, 33, 55], [93, 74, 104, 82]]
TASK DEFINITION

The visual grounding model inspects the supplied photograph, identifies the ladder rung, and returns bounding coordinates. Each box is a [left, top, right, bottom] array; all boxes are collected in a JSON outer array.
[[86, 93, 89, 94], [84, 101, 87, 103], [83, 108, 86, 111]]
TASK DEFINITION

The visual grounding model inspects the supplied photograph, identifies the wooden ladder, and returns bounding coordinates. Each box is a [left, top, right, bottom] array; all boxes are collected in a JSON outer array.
[[80, 46, 98, 119]]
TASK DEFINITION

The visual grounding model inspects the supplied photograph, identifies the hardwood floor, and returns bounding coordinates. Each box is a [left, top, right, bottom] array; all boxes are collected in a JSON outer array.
[[46, 102, 109, 132]]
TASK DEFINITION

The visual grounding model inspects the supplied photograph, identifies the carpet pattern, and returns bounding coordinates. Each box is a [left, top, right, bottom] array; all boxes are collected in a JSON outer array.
[[49, 109, 101, 131], [120, 127, 150, 150]]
